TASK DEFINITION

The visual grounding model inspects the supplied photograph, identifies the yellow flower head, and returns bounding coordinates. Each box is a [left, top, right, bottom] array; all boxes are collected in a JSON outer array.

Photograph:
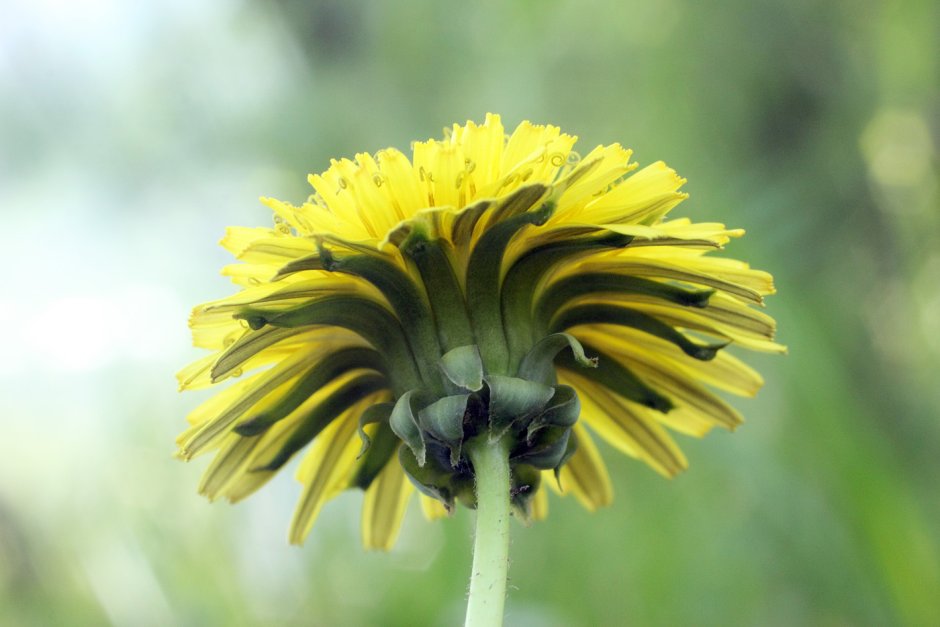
[[177, 114, 783, 549]]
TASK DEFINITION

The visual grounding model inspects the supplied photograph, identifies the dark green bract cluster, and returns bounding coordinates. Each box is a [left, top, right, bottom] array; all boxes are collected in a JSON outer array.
[[388, 338, 595, 517]]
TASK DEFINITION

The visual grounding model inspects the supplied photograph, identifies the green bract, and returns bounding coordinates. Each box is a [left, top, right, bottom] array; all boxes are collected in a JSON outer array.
[[387, 341, 590, 517]]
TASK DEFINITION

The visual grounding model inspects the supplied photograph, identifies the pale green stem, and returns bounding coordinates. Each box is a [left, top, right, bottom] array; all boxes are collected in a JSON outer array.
[[464, 434, 512, 627]]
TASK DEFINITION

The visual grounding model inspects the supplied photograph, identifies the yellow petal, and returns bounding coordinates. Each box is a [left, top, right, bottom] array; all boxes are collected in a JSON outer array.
[[198, 432, 260, 500], [307, 165, 373, 241], [219, 262, 279, 287], [420, 494, 450, 520], [561, 371, 688, 478], [576, 328, 743, 431], [546, 148, 636, 228], [176, 353, 219, 391], [179, 372, 259, 430], [529, 483, 550, 521], [257, 197, 309, 235], [189, 311, 246, 351], [289, 393, 382, 545], [228, 232, 319, 265], [575, 255, 766, 305], [579, 296, 786, 353], [376, 148, 424, 219], [584, 324, 765, 397], [209, 327, 366, 383], [220, 226, 277, 256], [555, 422, 613, 510], [502, 121, 562, 175], [656, 219, 745, 247], [579, 161, 687, 224], [361, 460, 414, 550], [452, 113, 505, 193], [177, 351, 318, 458], [412, 140, 466, 210], [330, 154, 394, 238]]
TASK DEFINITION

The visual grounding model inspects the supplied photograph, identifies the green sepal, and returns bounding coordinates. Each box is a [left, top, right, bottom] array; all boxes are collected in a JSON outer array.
[[250, 372, 386, 472], [516, 332, 597, 385], [316, 246, 444, 390], [559, 343, 674, 413], [488, 184, 553, 224], [234, 346, 385, 436], [351, 419, 399, 491], [355, 402, 394, 458], [553, 428, 579, 486], [537, 272, 715, 331], [234, 295, 420, 394], [526, 385, 580, 444], [198, 435, 260, 500], [271, 252, 324, 279], [550, 303, 729, 361], [211, 326, 306, 381], [317, 233, 389, 258], [389, 390, 429, 466], [509, 463, 542, 520], [512, 424, 572, 470], [465, 185, 554, 374], [398, 443, 452, 510], [439, 345, 484, 392], [450, 199, 494, 250], [400, 232, 476, 350], [398, 443, 475, 513], [485, 375, 554, 436], [417, 393, 469, 466], [501, 231, 634, 370]]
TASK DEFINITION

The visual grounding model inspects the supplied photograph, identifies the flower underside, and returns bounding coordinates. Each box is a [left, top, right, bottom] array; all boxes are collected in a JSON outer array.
[[177, 114, 783, 549]]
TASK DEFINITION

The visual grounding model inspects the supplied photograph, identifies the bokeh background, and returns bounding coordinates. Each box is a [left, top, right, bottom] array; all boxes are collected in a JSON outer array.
[[2, 0, 938, 625]]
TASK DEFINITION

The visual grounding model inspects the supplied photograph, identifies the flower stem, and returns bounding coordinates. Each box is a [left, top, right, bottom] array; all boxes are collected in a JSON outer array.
[[464, 434, 512, 627]]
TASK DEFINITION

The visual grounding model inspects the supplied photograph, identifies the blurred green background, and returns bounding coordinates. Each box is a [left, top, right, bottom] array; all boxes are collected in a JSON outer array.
[[2, 0, 938, 625]]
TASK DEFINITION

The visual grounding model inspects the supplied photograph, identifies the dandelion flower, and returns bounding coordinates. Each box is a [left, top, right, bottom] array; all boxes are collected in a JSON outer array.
[[177, 113, 783, 557]]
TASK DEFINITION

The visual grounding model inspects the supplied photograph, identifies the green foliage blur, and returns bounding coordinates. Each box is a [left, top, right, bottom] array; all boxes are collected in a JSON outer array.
[[1, 0, 938, 625]]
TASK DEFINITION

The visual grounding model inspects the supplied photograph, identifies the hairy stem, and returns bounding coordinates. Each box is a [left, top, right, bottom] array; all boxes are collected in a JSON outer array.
[[464, 434, 513, 627]]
